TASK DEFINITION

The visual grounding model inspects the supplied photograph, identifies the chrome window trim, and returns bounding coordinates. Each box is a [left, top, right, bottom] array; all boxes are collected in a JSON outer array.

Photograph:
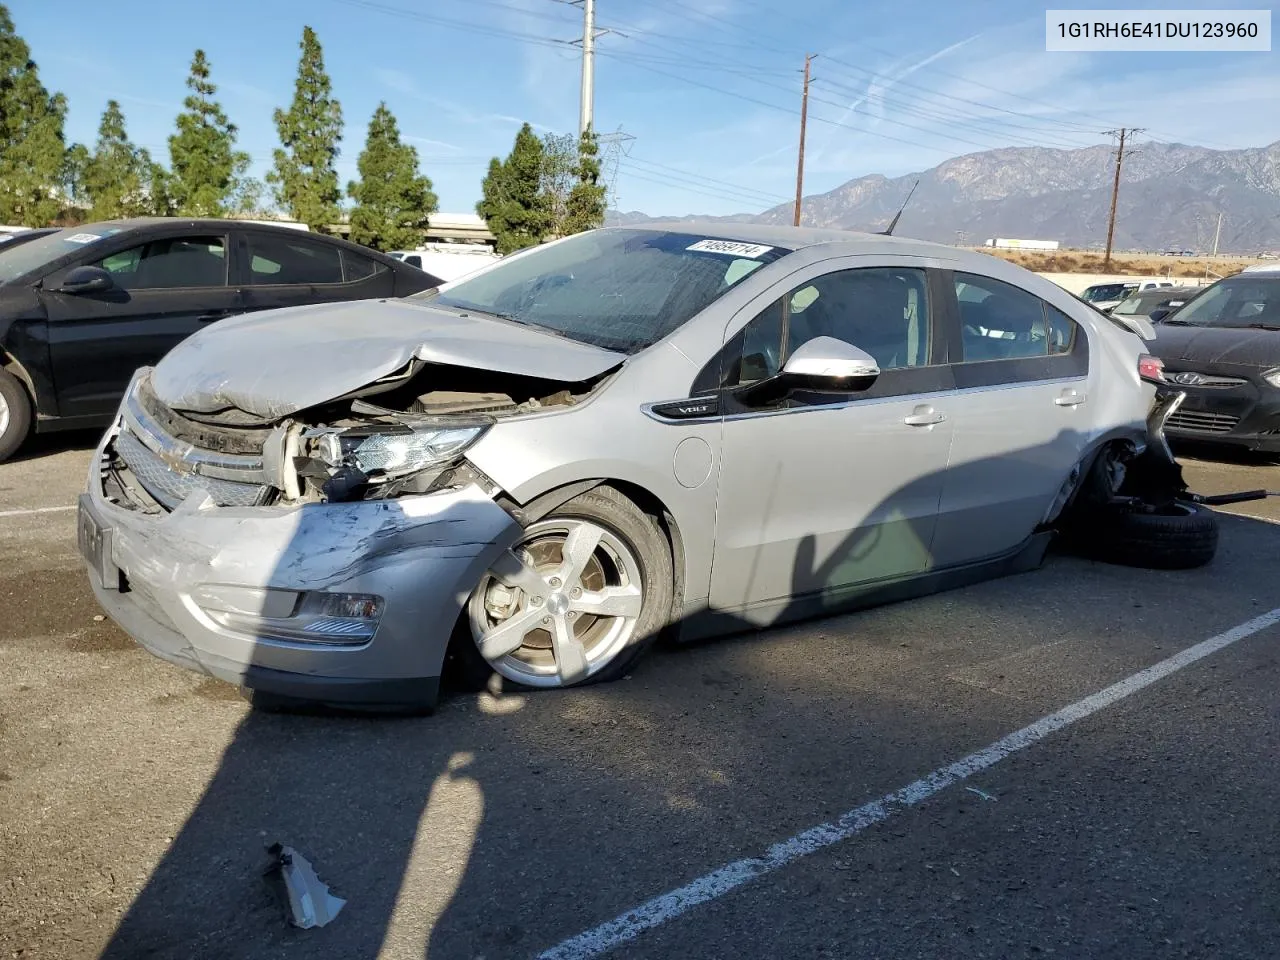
[[642, 374, 1089, 425]]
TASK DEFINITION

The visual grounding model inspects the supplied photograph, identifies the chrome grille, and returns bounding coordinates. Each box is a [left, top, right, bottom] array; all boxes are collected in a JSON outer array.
[[1166, 410, 1240, 434], [115, 430, 271, 510], [1165, 371, 1248, 388]]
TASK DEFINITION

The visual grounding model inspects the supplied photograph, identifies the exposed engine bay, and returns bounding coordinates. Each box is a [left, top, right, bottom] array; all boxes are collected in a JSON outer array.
[[100, 362, 612, 513]]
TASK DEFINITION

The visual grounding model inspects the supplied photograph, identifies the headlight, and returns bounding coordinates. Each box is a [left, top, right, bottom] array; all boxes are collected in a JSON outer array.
[[1263, 368, 1280, 388], [304, 421, 488, 482]]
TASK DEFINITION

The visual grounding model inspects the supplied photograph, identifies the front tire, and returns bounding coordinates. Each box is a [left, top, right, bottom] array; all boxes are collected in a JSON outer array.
[[450, 486, 673, 691], [0, 369, 32, 463]]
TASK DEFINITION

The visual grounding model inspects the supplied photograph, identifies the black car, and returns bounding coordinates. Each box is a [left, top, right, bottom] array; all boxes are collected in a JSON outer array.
[[1110, 284, 1204, 321], [1148, 269, 1280, 453], [0, 219, 441, 460], [0, 227, 59, 249]]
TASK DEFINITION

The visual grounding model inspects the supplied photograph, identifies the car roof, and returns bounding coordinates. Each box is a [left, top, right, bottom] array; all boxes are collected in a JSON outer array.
[[614, 220, 959, 259]]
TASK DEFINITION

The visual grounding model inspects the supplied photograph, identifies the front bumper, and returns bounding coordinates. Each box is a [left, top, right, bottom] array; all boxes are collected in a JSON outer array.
[[80, 428, 520, 708], [1161, 367, 1280, 453]]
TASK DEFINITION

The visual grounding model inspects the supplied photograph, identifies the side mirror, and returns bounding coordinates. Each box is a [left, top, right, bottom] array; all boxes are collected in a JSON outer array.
[[58, 265, 115, 295], [779, 336, 880, 392], [1148, 307, 1172, 323]]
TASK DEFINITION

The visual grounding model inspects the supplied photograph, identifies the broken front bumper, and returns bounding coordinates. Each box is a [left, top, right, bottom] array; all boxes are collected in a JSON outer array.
[[80, 428, 520, 708]]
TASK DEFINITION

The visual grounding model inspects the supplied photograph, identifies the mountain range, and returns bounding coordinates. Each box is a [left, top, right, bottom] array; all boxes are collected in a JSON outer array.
[[608, 141, 1280, 253]]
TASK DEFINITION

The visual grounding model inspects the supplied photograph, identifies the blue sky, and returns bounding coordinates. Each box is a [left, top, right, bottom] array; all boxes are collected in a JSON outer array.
[[10, 0, 1279, 218]]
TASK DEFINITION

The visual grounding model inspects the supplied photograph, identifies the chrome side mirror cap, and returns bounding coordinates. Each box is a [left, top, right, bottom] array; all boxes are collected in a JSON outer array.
[[781, 336, 881, 385]]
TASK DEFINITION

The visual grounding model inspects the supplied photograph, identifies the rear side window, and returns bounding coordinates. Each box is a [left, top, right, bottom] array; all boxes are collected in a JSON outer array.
[[954, 274, 1076, 362], [341, 249, 387, 283], [90, 236, 227, 290], [245, 234, 344, 285]]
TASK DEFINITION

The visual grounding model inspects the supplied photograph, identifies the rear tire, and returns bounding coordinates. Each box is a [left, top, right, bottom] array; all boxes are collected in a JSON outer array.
[[0, 369, 32, 463], [1065, 501, 1218, 570], [446, 485, 673, 693]]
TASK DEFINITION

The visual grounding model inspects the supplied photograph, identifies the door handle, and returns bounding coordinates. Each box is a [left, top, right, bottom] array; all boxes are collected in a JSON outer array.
[[1055, 388, 1086, 407], [903, 405, 945, 426]]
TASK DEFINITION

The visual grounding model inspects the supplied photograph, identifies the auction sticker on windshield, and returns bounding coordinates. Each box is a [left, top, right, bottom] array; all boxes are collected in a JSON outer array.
[[63, 233, 102, 244], [686, 239, 774, 258]]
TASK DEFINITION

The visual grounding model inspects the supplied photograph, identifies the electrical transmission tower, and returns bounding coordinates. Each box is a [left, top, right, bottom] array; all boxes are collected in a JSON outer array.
[[597, 126, 635, 211]]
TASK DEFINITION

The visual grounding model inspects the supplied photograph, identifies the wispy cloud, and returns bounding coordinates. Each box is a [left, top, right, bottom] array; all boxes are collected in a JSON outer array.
[[403, 135, 464, 152], [374, 68, 554, 133], [814, 32, 983, 163]]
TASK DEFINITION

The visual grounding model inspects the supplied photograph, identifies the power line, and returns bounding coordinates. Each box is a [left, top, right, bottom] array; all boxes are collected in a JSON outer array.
[[616, 160, 788, 209], [621, 155, 790, 204], [615, 162, 784, 209], [602, 49, 1081, 157]]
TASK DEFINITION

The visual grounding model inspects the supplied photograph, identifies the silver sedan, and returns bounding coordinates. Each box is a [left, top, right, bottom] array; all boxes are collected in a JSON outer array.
[[78, 223, 1158, 709]]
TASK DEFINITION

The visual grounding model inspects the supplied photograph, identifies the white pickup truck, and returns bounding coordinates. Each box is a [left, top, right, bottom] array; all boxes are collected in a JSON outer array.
[[389, 244, 501, 283], [1079, 278, 1182, 312]]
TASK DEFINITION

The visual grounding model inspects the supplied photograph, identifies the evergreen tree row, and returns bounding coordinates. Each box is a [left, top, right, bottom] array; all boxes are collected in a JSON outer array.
[[0, 6, 604, 251]]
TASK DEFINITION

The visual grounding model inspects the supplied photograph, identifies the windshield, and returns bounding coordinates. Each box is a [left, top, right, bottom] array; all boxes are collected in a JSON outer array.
[[1081, 283, 1134, 303], [1164, 277, 1280, 329], [422, 229, 790, 353], [0, 227, 120, 284]]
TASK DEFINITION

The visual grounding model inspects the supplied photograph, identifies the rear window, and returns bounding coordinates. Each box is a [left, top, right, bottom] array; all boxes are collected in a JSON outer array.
[[246, 234, 344, 285]]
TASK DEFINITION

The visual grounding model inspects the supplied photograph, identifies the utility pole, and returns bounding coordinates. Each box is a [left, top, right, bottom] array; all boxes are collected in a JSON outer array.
[[1212, 211, 1223, 256], [578, 0, 596, 137], [793, 53, 814, 227], [1102, 127, 1142, 269]]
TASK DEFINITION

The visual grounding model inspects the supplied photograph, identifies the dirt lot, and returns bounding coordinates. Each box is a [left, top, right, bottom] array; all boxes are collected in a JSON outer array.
[[2, 433, 1280, 960], [976, 248, 1263, 279]]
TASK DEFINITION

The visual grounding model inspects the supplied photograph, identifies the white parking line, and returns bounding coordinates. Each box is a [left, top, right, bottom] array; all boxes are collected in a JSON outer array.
[[0, 505, 76, 519], [539, 607, 1280, 960]]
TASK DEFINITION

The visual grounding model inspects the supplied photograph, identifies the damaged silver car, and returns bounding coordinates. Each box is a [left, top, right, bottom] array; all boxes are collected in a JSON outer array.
[[79, 224, 1184, 709]]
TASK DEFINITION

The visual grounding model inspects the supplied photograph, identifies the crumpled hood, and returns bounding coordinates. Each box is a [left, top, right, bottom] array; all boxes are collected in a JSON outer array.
[[1152, 323, 1280, 368], [150, 298, 625, 419]]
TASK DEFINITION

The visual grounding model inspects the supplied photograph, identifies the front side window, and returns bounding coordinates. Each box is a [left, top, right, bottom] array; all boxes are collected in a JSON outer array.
[[955, 273, 1075, 362], [90, 235, 226, 290], [1164, 277, 1280, 329], [424, 229, 789, 354], [245, 235, 344, 285], [722, 267, 932, 387]]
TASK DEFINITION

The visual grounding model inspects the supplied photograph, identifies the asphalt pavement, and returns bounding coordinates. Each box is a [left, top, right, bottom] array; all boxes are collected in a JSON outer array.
[[2, 431, 1278, 960]]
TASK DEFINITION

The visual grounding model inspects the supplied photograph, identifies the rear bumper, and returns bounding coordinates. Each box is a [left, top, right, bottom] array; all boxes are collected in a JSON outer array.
[[80, 426, 520, 707]]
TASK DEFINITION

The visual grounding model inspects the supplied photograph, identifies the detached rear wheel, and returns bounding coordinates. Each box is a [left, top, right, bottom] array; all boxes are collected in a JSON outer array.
[[1067, 501, 1218, 570], [461, 487, 672, 690]]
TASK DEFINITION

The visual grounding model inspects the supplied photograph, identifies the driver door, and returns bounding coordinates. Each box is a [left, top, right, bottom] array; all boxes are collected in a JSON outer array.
[[41, 230, 239, 420], [707, 261, 956, 622]]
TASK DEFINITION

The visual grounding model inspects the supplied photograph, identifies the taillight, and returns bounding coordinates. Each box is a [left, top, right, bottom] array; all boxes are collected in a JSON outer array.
[[1138, 354, 1165, 382]]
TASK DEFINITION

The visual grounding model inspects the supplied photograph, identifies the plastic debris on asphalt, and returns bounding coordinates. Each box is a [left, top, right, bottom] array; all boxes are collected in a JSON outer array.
[[264, 843, 346, 929]]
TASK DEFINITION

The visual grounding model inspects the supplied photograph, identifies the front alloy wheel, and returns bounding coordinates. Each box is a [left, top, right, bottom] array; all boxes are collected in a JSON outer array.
[[468, 517, 646, 687]]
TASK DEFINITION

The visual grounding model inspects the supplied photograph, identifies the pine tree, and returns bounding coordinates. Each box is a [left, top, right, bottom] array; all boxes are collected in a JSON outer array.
[[167, 50, 250, 217], [268, 26, 342, 231], [539, 132, 577, 238], [477, 123, 550, 255], [83, 100, 162, 220], [563, 128, 607, 235], [346, 103, 437, 250], [0, 4, 72, 225]]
